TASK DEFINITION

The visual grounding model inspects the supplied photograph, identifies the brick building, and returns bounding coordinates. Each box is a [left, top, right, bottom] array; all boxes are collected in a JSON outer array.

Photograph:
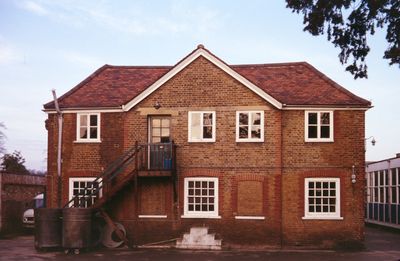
[[43, 45, 371, 248], [0, 172, 46, 233]]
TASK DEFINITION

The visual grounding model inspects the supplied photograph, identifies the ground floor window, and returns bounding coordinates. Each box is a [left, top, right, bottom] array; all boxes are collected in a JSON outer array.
[[183, 177, 219, 218], [68, 177, 101, 207], [303, 178, 341, 219]]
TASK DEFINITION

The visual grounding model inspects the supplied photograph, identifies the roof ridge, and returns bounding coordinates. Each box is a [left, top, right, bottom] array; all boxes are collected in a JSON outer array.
[[231, 62, 307, 67], [301, 62, 371, 106], [43, 64, 111, 109], [105, 65, 173, 69]]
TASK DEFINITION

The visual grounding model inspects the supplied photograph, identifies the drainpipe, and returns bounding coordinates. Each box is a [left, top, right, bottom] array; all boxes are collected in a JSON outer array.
[[52, 89, 63, 208], [280, 111, 284, 248]]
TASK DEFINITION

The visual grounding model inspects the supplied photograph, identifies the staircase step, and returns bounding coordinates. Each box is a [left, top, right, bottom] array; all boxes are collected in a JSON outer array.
[[176, 227, 222, 250]]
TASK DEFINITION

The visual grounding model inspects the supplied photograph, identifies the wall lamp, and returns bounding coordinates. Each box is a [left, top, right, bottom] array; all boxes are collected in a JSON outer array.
[[154, 101, 161, 110], [364, 136, 376, 152]]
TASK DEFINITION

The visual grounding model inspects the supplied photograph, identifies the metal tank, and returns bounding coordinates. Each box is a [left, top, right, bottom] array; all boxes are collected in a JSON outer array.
[[62, 208, 92, 252], [34, 208, 62, 250]]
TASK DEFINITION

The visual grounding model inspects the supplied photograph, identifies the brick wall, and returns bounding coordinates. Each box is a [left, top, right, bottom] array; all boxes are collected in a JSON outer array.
[[45, 56, 366, 247], [0, 173, 46, 233]]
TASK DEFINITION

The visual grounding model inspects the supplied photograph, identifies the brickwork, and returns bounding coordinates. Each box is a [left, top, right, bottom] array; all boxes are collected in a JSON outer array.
[[0, 173, 46, 233], [45, 55, 366, 247]]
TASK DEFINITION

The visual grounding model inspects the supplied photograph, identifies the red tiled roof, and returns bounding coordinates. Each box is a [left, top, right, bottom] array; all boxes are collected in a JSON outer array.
[[232, 63, 370, 106], [44, 52, 370, 110]]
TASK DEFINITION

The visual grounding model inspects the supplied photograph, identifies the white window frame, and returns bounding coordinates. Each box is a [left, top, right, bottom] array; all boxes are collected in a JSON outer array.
[[68, 177, 102, 207], [303, 177, 342, 220], [182, 177, 220, 218], [305, 111, 334, 142], [236, 111, 264, 142], [188, 111, 216, 142], [76, 112, 101, 142]]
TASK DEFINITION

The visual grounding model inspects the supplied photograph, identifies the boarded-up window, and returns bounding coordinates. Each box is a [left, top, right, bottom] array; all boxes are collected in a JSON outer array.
[[237, 181, 263, 216], [140, 181, 166, 215]]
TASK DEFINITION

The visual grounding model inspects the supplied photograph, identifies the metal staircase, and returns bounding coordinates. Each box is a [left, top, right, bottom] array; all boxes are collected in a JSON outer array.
[[63, 141, 177, 248]]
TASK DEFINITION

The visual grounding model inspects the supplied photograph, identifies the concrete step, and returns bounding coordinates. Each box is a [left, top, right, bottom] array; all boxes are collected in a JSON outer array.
[[176, 227, 222, 250]]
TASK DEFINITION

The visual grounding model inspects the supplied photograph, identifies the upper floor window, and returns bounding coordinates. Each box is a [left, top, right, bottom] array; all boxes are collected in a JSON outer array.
[[236, 111, 264, 142], [305, 111, 333, 142], [303, 178, 342, 220], [77, 113, 100, 142], [188, 111, 216, 142]]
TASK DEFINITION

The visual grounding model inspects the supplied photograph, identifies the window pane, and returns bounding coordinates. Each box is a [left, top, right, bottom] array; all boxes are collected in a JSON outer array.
[[251, 126, 261, 139], [152, 119, 161, 127], [152, 128, 160, 137], [320, 113, 330, 124], [203, 126, 213, 139], [161, 128, 170, 137], [252, 112, 261, 125], [391, 169, 396, 185], [190, 113, 201, 140], [161, 119, 169, 128], [320, 126, 330, 138], [308, 126, 317, 138], [152, 137, 161, 143], [80, 115, 87, 126], [239, 126, 248, 139], [203, 113, 213, 126], [308, 113, 317, 124], [80, 127, 87, 138], [90, 115, 97, 126], [239, 113, 248, 125], [90, 127, 97, 139]]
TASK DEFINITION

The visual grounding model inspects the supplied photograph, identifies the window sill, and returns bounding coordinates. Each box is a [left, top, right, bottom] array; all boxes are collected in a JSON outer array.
[[138, 215, 167, 219], [181, 215, 221, 219], [235, 216, 265, 220], [74, 140, 102, 143], [236, 139, 264, 143], [302, 216, 343, 220], [305, 139, 334, 143], [188, 140, 216, 143]]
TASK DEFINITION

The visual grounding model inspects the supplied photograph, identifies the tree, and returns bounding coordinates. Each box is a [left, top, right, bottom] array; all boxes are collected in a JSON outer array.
[[0, 122, 5, 155], [0, 151, 29, 174], [286, 0, 400, 79]]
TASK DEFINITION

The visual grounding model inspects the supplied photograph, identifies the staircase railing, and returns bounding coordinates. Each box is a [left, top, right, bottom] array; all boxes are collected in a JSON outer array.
[[64, 143, 141, 208]]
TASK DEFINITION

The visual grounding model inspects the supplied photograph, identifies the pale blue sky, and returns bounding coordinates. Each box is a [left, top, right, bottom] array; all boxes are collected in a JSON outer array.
[[0, 0, 398, 170]]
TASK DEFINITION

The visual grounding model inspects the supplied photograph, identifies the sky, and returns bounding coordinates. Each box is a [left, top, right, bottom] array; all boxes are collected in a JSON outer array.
[[0, 0, 399, 171]]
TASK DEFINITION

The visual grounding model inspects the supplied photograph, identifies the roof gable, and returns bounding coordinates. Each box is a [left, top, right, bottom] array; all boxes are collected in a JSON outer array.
[[122, 45, 282, 111]]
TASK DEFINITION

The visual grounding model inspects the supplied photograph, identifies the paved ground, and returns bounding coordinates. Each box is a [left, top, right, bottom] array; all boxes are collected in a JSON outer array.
[[0, 225, 399, 260]]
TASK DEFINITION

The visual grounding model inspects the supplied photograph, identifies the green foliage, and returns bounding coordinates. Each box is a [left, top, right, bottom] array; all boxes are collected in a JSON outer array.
[[286, 0, 400, 79], [0, 151, 29, 174]]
